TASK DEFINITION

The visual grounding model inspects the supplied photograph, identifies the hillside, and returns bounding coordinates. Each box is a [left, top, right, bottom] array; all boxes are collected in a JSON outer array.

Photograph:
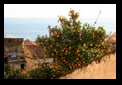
[[60, 52, 116, 79]]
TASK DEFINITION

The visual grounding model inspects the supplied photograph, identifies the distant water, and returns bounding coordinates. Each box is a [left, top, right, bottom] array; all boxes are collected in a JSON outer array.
[[4, 18, 116, 41]]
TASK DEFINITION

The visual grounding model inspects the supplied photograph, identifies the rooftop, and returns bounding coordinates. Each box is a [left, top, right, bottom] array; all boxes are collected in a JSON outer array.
[[4, 35, 23, 39], [24, 39, 40, 46]]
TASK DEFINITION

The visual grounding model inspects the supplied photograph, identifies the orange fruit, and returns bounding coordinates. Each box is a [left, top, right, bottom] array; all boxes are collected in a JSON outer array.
[[102, 36, 104, 38], [54, 31, 57, 35], [78, 54, 80, 56], [76, 58, 79, 60], [62, 50, 64, 52], [92, 34, 94, 37], [52, 54, 54, 56], [95, 44, 98, 46], [98, 48, 100, 51], [69, 46, 72, 49], [79, 34, 82, 36], [80, 38, 82, 41], [101, 42, 104, 45], [78, 64, 81, 67], [90, 44, 93, 46], [73, 30, 76, 32], [77, 50, 80, 52], [57, 35, 59, 37]]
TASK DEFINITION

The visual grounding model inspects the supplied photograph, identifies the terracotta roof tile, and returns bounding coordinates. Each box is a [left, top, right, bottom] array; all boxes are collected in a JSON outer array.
[[24, 39, 39, 46]]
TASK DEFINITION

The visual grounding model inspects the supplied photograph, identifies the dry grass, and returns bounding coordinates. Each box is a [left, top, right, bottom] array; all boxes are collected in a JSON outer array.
[[60, 52, 116, 79]]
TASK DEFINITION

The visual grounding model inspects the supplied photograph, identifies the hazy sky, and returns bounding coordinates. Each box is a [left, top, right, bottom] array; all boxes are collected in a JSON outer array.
[[4, 4, 116, 19]]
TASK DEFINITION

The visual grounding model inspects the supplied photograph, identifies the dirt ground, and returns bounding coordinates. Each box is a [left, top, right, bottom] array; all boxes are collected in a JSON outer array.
[[60, 52, 116, 79]]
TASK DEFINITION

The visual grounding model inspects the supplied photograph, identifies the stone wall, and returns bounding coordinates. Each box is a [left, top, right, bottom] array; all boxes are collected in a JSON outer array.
[[60, 52, 116, 79]]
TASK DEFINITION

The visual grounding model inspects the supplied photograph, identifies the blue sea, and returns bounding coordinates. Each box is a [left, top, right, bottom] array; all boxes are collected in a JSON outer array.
[[4, 18, 116, 41]]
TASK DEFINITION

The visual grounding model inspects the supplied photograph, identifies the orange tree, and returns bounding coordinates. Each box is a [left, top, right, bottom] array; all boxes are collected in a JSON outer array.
[[36, 9, 111, 73]]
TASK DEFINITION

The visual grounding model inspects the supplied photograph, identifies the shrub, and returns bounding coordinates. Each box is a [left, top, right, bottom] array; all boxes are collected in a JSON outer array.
[[4, 64, 28, 79], [27, 64, 64, 79], [36, 9, 111, 72]]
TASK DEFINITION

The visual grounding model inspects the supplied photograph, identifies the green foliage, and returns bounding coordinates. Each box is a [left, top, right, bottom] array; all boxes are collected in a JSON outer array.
[[35, 9, 111, 78], [4, 64, 13, 79], [36, 35, 48, 46], [37, 9, 111, 68], [4, 64, 28, 79], [27, 64, 63, 79]]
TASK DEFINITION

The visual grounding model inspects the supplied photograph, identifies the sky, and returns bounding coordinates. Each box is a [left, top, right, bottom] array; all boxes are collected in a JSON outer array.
[[4, 4, 116, 20]]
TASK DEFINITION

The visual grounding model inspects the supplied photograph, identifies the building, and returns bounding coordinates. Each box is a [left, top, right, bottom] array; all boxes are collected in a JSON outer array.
[[8, 59, 26, 69], [23, 39, 53, 70], [4, 36, 53, 70], [4, 35, 24, 53], [107, 32, 116, 51], [4, 35, 26, 69]]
